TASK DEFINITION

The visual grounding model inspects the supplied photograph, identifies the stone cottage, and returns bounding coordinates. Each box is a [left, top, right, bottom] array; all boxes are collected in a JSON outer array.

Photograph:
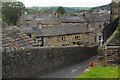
[[32, 24, 96, 47], [18, 14, 36, 26], [85, 13, 109, 43], [35, 14, 61, 27], [18, 14, 61, 28]]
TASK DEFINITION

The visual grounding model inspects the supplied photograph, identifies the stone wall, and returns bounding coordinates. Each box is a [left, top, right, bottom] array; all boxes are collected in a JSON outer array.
[[2, 45, 98, 78], [103, 18, 119, 43], [44, 33, 95, 47], [111, 1, 120, 21]]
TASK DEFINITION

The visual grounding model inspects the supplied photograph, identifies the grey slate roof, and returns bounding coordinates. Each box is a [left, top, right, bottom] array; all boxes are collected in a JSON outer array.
[[22, 14, 36, 20], [27, 19, 38, 28], [58, 15, 85, 23], [85, 14, 105, 22], [2, 26, 39, 47], [78, 15, 90, 23], [101, 14, 110, 22], [35, 14, 57, 21], [35, 14, 60, 25], [19, 26, 34, 34], [32, 27, 43, 37], [35, 24, 88, 37]]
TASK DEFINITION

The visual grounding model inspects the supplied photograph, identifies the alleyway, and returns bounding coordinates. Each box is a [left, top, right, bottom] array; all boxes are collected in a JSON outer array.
[[37, 56, 97, 78]]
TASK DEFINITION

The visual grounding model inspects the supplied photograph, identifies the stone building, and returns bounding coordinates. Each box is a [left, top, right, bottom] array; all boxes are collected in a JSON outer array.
[[18, 12, 110, 45], [32, 24, 96, 47], [35, 14, 60, 27], [85, 13, 107, 43], [58, 15, 88, 24], [18, 14, 36, 26], [111, 0, 120, 21], [18, 14, 61, 27]]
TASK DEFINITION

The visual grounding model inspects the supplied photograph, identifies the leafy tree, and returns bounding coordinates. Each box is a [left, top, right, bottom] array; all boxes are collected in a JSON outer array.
[[56, 7, 66, 15], [26, 9, 39, 14], [70, 14, 77, 16], [41, 9, 52, 13], [2, 2, 25, 25]]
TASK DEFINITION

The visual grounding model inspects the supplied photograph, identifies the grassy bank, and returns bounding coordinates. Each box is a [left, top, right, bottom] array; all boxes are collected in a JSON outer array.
[[77, 67, 119, 79]]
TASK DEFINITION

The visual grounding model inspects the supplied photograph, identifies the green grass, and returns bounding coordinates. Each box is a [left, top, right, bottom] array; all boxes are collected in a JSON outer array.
[[78, 67, 119, 79]]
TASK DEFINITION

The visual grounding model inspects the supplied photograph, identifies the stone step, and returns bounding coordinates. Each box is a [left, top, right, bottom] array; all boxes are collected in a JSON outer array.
[[106, 60, 115, 61]]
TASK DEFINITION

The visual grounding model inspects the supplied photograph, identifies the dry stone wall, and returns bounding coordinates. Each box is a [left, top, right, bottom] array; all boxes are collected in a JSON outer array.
[[2, 46, 98, 78]]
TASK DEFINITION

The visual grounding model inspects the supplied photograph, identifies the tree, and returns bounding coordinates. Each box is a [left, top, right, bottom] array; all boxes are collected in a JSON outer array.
[[26, 9, 39, 14], [56, 7, 66, 15], [2, 2, 25, 25]]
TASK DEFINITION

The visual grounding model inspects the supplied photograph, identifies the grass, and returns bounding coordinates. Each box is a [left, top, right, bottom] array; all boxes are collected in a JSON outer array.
[[77, 66, 119, 79]]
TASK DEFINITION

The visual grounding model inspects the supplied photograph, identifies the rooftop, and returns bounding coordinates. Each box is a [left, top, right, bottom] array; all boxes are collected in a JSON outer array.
[[35, 24, 88, 37], [58, 15, 86, 23], [1, 21, 39, 47]]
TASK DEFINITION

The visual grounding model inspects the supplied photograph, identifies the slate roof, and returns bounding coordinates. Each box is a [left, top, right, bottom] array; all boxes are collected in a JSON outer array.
[[58, 15, 86, 23], [19, 26, 34, 34], [101, 14, 110, 22], [86, 14, 105, 22], [35, 14, 60, 25], [36, 14, 57, 21], [1, 21, 39, 47], [28, 19, 38, 28], [78, 15, 90, 23], [22, 14, 36, 20], [35, 24, 88, 37], [33, 27, 43, 37]]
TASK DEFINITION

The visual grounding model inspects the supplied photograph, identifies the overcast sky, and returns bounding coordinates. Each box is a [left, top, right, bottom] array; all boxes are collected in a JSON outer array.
[[17, 0, 112, 7]]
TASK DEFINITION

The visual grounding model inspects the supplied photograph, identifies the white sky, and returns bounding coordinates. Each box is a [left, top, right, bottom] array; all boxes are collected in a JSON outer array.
[[17, 0, 112, 7]]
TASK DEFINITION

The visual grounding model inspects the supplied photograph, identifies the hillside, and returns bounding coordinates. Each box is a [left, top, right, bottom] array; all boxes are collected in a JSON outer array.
[[27, 6, 91, 11], [26, 3, 111, 12], [91, 3, 111, 10]]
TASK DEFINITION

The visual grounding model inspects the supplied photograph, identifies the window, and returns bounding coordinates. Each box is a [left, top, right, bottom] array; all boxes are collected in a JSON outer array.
[[99, 36, 101, 40], [57, 36, 66, 41], [61, 36, 66, 41], [62, 44, 69, 46], [73, 41, 80, 45], [73, 42, 76, 44], [28, 34, 32, 38], [75, 36, 80, 40], [38, 40, 42, 43], [98, 35, 102, 43], [94, 37, 97, 42], [99, 25, 102, 28]]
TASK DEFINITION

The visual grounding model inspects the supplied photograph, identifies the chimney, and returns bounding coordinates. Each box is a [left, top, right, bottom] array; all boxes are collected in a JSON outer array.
[[55, 12, 59, 18]]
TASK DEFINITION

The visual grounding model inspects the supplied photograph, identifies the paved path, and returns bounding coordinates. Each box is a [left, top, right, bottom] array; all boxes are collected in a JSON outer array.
[[38, 56, 97, 78]]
